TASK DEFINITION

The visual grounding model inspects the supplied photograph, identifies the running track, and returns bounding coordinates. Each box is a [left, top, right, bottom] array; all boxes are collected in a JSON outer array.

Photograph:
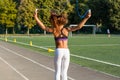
[[0, 41, 119, 80]]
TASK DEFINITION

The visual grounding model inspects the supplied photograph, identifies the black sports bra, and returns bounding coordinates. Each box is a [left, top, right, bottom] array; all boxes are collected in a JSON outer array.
[[54, 28, 68, 41]]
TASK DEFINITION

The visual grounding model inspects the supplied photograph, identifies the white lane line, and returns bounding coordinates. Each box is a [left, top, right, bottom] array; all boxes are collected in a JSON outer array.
[[0, 56, 29, 80], [71, 54, 120, 67], [0, 46, 75, 80], [2, 38, 49, 50]]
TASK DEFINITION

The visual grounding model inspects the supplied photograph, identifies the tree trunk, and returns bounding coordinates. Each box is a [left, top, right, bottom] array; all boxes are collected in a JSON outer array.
[[27, 27, 29, 36], [5, 28, 8, 35], [13, 27, 15, 34]]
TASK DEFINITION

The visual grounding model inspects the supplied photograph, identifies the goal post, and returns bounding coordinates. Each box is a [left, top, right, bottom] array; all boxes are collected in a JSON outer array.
[[69, 24, 96, 36]]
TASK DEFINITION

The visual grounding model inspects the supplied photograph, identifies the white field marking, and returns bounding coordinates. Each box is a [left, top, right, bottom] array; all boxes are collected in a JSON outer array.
[[70, 54, 120, 67], [1, 38, 120, 67], [1, 38, 120, 78], [0, 46, 75, 80], [1, 38, 120, 49], [43, 43, 120, 47], [69, 44, 120, 47], [0, 56, 29, 80], [1, 37, 120, 47], [68, 36, 120, 38]]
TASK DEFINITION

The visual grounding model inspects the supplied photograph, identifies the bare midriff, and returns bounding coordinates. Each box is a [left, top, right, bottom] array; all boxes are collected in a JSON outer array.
[[55, 40, 68, 48]]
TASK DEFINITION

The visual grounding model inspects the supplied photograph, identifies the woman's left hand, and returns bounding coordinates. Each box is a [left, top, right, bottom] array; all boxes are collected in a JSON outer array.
[[34, 9, 38, 18], [85, 10, 91, 19]]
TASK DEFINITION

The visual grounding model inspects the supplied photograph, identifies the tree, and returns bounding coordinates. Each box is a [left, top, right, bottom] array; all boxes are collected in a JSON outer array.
[[17, 0, 36, 35], [68, 0, 89, 24], [33, 0, 55, 28], [87, 0, 109, 24], [33, 0, 73, 27], [108, 0, 120, 30], [0, 0, 17, 34], [88, 0, 120, 32]]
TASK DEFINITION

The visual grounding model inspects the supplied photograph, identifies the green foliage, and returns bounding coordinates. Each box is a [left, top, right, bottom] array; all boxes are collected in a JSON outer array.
[[68, 0, 89, 24], [88, 0, 120, 31], [0, 0, 17, 28], [35, 0, 74, 27], [109, 0, 120, 30], [88, 0, 109, 24], [17, 0, 36, 30], [32, 0, 54, 26], [0, 0, 120, 33]]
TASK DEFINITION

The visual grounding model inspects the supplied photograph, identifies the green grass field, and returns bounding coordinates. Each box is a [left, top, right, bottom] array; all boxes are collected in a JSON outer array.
[[1, 34, 120, 77]]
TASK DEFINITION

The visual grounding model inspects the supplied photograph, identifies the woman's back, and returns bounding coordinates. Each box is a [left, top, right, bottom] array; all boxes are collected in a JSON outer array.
[[53, 27, 69, 48]]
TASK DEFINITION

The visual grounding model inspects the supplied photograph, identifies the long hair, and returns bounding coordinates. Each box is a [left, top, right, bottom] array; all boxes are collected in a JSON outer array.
[[50, 12, 68, 28]]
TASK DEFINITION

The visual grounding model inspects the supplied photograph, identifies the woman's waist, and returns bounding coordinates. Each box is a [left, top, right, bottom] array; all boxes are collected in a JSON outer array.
[[55, 48, 69, 51], [55, 44, 68, 48]]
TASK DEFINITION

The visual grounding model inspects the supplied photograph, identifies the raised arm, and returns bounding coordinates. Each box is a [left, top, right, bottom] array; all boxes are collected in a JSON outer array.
[[34, 9, 53, 32], [67, 10, 91, 32]]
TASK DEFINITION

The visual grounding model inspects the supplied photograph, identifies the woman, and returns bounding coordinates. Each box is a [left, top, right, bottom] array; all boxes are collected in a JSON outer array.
[[34, 9, 91, 80]]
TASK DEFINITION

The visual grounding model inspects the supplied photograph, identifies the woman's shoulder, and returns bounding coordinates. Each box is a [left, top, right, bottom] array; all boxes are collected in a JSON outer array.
[[64, 27, 71, 32]]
